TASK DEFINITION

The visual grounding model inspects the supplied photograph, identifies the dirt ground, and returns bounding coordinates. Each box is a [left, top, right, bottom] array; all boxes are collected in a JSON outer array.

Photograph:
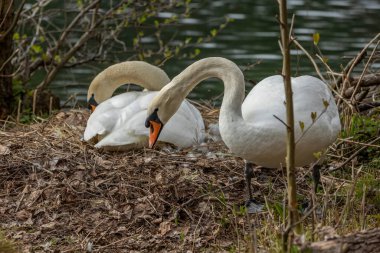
[[0, 108, 378, 252]]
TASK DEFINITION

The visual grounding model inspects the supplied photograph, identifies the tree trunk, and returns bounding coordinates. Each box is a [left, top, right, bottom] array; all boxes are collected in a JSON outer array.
[[302, 228, 380, 253], [0, 0, 14, 119]]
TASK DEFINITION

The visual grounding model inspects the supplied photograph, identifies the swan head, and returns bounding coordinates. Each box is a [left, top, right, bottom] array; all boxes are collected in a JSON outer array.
[[87, 93, 98, 113], [145, 87, 184, 148], [145, 108, 164, 148]]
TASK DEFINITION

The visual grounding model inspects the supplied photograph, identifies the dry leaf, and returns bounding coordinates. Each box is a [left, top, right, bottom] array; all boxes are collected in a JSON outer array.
[[159, 221, 172, 236], [26, 190, 43, 207], [16, 210, 32, 221], [94, 156, 112, 169], [41, 221, 58, 230], [0, 144, 10, 155]]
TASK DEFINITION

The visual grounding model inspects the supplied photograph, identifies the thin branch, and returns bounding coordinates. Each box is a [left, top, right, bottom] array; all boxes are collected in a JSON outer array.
[[337, 138, 380, 149], [337, 33, 380, 106], [0, 0, 13, 28], [329, 136, 380, 171], [279, 1, 300, 251], [35, 0, 125, 91], [290, 37, 326, 83], [349, 39, 380, 104], [273, 114, 290, 129], [0, 0, 26, 42]]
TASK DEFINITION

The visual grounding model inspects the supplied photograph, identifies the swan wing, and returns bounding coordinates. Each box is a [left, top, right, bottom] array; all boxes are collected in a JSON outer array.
[[85, 91, 205, 148], [83, 92, 143, 141], [241, 75, 340, 166], [159, 101, 205, 147]]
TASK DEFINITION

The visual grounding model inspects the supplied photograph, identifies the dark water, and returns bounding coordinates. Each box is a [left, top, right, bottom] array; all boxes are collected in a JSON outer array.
[[51, 0, 380, 105]]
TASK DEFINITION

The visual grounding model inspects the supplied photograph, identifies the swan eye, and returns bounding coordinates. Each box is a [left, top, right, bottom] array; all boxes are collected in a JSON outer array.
[[88, 94, 98, 113], [145, 108, 160, 128]]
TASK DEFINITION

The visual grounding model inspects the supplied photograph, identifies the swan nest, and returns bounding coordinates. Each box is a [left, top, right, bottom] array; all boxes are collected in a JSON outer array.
[[0, 107, 377, 252]]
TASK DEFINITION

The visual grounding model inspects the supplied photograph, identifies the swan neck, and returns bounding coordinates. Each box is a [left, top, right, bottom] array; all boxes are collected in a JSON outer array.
[[88, 61, 170, 103], [169, 57, 245, 119]]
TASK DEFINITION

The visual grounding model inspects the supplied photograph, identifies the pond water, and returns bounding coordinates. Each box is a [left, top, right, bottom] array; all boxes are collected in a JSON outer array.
[[50, 0, 380, 106]]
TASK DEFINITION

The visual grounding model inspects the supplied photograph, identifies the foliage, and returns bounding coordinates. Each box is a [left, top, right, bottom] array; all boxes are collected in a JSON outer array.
[[0, 230, 17, 253], [10, 0, 231, 104], [342, 114, 380, 159], [343, 114, 380, 140], [355, 173, 380, 208]]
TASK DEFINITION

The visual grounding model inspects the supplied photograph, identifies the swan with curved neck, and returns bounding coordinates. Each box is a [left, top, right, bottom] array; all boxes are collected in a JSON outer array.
[[83, 61, 205, 149], [87, 61, 170, 111], [146, 57, 341, 205]]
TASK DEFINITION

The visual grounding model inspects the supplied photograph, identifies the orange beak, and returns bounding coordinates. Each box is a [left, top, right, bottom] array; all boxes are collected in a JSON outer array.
[[90, 104, 97, 113], [149, 120, 163, 148]]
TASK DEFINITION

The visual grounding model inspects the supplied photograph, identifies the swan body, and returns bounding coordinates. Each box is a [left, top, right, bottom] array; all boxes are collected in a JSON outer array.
[[146, 57, 341, 168], [83, 61, 205, 149]]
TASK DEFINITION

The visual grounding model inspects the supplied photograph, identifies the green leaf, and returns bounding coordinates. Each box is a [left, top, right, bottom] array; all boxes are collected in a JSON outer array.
[[138, 15, 147, 24], [54, 54, 61, 64], [76, 0, 83, 8], [313, 33, 320, 45], [299, 121, 305, 132], [133, 37, 138, 47], [322, 99, 329, 109], [164, 49, 172, 58], [311, 112, 317, 122], [154, 20, 159, 28], [210, 29, 217, 37], [31, 44, 42, 54], [42, 53, 49, 62], [13, 32, 20, 40], [313, 151, 322, 159]]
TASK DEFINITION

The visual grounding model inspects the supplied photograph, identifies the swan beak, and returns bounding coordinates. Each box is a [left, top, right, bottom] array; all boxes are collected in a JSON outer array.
[[148, 121, 163, 148], [90, 104, 97, 113]]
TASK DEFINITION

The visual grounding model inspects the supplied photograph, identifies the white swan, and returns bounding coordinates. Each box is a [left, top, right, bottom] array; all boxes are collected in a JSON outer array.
[[145, 57, 341, 206], [83, 61, 205, 149]]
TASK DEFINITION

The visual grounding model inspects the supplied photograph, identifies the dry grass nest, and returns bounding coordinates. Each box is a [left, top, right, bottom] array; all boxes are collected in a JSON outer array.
[[0, 105, 378, 252]]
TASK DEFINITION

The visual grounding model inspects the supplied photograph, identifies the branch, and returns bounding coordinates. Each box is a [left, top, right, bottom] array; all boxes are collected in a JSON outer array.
[[337, 33, 380, 106], [290, 37, 326, 83], [351, 73, 380, 87], [349, 39, 380, 104], [0, 0, 26, 42], [329, 136, 380, 171], [301, 228, 380, 252], [35, 0, 128, 91], [273, 114, 290, 129], [344, 73, 380, 97], [279, 1, 300, 251]]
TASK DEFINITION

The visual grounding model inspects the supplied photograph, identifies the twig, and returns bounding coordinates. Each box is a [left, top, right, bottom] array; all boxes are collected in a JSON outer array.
[[291, 37, 326, 83], [329, 136, 380, 171], [335, 165, 363, 228], [349, 39, 380, 104], [16, 99, 21, 124], [337, 33, 380, 106], [273, 114, 290, 129], [0, 0, 26, 42], [337, 138, 380, 148]]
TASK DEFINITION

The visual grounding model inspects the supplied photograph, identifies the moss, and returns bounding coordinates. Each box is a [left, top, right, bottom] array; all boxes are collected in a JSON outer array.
[[0, 231, 18, 253]]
